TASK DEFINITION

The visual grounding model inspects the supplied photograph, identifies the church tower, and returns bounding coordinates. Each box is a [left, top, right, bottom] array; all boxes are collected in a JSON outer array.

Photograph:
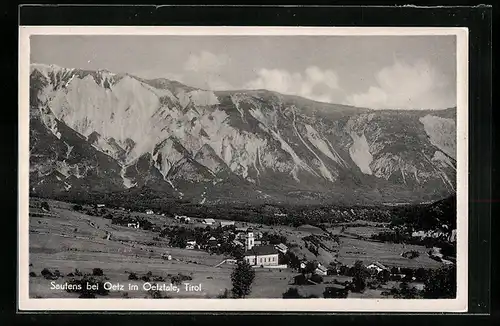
[[245, 228, 254, 250]]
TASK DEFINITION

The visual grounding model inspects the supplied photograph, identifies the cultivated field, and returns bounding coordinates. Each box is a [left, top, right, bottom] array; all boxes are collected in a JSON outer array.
[[29, 199, 233, 298], [27, 198, 444, 299]]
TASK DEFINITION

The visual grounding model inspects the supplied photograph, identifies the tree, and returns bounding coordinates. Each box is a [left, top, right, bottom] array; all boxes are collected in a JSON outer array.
[[231, 260, 255, 298], [232, 246, 244, 260], [440, 243, 456, 258], [415, 267, 429, 282], [423, 265, 456, 298], [398, 281, 418, 299], [351, 260, 369, 293], [377, 269, 391, 284], [282, 288, 303, 298], [323, 286, 348, 298], [310, 274, 323, 284], [303, 261, 316, 275], [92, 268, 104, 276], [293, 274, 308, 285], [41, 201, 50, 211], [284, 251, 301, 269]]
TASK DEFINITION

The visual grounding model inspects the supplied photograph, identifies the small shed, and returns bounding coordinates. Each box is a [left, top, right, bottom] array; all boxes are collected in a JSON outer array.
[[203, 218, 215, 225]]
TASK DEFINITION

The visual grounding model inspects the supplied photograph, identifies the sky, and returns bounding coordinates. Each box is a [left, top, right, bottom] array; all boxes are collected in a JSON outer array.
[[30, 35, 457, 110]]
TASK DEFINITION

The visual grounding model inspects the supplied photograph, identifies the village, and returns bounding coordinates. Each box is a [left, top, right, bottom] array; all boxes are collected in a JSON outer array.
[[28, 198, 457, 299]]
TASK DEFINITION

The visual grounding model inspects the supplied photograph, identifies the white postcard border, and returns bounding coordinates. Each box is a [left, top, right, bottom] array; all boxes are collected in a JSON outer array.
[[18, 26, 469, 312]]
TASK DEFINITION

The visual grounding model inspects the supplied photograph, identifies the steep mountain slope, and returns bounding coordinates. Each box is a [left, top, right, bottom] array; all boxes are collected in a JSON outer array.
[[29, 70, 124, 196], [28, 63, 457, 205]]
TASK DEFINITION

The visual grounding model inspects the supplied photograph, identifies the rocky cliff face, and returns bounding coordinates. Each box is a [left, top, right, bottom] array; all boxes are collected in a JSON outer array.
[[28, 64, 456, 205]]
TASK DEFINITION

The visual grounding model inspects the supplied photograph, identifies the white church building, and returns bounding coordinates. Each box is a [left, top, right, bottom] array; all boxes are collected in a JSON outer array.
[[243, 228, 279, 267]]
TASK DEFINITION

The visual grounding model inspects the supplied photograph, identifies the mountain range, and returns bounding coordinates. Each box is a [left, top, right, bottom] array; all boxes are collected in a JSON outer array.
[[28, 63, 457, 205]]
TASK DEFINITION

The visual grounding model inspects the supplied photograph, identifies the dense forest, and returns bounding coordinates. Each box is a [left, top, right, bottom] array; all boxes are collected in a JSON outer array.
[[33, 186, 455, 230]]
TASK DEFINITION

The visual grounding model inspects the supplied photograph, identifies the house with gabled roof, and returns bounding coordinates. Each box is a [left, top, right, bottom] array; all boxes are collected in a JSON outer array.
[[220, 220, 235, 228], [274, 243, 288, 254], [315, 264, 328, 276], [366, 261, 389, 273], [202, 218, 215, 225]]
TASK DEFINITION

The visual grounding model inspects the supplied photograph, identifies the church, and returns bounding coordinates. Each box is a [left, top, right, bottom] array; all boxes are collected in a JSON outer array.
[[242, 228, 279, 267]]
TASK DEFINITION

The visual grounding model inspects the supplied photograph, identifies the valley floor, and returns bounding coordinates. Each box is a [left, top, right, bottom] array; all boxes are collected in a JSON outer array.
[[27, 198, 446, 299]]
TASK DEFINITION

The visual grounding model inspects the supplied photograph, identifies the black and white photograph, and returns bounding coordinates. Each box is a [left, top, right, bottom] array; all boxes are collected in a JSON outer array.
[[18, 26, 468, 312]]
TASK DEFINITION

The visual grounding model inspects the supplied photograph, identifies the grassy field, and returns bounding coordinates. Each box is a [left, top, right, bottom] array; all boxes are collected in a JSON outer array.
[[336, 237, 443, 268], [257, 222, 442, 270], [29, 199, 234, 298], [343, 226, 389, 238], [28, 199, 309, 299], [28, 198, 444, 299]]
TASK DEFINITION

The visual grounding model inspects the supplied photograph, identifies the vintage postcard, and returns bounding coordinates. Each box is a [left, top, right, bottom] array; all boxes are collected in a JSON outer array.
[[18, 26, 468, 312]]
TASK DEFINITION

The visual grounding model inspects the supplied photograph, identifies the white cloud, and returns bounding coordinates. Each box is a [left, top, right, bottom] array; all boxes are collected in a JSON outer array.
[[345, 60, 455, 110], [184, 51, 229, 73], [244, 66, 341, 103], [179, 51, 235, 91]]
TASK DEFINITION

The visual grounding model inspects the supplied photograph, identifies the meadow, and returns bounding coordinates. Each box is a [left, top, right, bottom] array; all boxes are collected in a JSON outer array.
[[28, 198, 444, 299]]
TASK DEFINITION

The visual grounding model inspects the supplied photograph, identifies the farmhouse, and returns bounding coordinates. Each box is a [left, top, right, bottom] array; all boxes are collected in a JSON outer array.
[[315, 264, 328, 276], [242, 229, 279, 266], [145, 209, 154, 215], [366, 261, 389, 273], [127, 222, 140, 229], [208, 236, 218, 247], [275, 243, 288, 254], [449, 229, 457, 242], [220, 221, 235, 228], [175, 215, 191, 223], [186, 240, 197, 250], [202, 218, 215, 225], [162, 253, 172, 261]]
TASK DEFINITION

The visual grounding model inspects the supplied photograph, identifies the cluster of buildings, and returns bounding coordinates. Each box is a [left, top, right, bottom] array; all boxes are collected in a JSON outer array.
[[127, 221, 140, 229], [201, 219, 236, 227], [411, 228, 457, 243], [240, 228, 289, 267], [178, 224, 289, 268], [174, 215, 191, 223]]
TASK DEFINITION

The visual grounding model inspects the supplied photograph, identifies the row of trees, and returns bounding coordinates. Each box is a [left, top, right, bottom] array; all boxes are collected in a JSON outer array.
[[390, 195, 456, 231], [347, 261, 456, 298], [63, 185, 399, 226], [371, 230, 456, 258], [283, 286, 348, 299]]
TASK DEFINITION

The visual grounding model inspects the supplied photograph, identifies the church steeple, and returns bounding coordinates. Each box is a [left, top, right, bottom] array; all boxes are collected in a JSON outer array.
[[245, 228, 254, 250]]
